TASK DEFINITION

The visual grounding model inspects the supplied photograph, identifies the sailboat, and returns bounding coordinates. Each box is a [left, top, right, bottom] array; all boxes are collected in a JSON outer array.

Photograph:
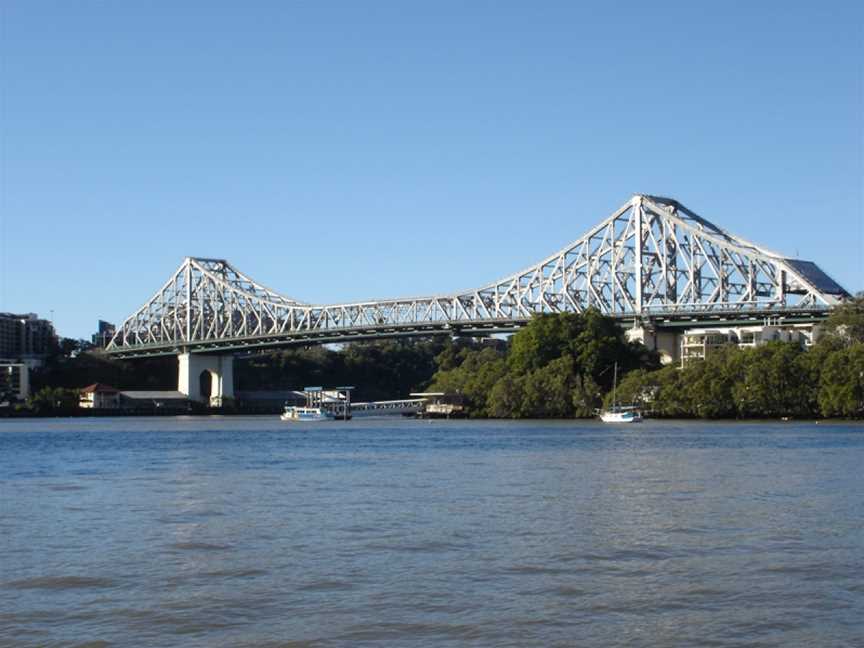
[[599, 362, 643, 423]]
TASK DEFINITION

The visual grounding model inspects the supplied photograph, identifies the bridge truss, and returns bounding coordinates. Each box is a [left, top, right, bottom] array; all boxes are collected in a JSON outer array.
[[107, 194, 848, 357]]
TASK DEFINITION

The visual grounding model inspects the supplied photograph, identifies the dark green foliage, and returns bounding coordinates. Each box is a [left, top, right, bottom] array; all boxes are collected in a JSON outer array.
[[429, 310, 658, 418], [817, 343, 864, 417], [507, 314, 582, 375], [571, 373, 602, 418], [517, 356, 578, 418], [427, 346, 508, 417], [32, 351, 177, 391], [610, 337, 864, 419], [32, 338, 449, 404], [682, 346, 744, 418], [612, 365, 686, 417], [342, 339, 448, 401], [27, 387, 80, 413], [820, 293, 864, 345], [504, 306, 864, 420], [733, 343, 813, 417], [236, 338, 449, 401]]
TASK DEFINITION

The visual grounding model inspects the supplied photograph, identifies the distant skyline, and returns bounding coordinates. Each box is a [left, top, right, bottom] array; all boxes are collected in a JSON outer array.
[[1, 1, 862, 338]]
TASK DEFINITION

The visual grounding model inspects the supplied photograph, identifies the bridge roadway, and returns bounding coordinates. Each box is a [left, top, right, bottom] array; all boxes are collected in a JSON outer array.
[[106, 307, 831, 359]]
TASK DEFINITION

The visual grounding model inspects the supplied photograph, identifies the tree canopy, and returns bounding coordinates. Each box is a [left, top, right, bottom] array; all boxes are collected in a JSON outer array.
[[428, 310, 659, 418]]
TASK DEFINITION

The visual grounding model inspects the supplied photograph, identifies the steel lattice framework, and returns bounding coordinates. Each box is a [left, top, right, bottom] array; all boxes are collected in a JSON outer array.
[[107, 195, 848, 357]]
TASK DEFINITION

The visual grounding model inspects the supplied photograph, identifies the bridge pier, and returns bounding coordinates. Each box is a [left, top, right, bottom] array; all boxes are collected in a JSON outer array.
[[626, 325, 680, 365], [178, 353, 234, 406]]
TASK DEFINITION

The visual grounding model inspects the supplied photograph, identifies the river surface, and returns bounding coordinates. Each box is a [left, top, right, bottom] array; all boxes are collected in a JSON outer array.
[[1, 417, 862, 647]]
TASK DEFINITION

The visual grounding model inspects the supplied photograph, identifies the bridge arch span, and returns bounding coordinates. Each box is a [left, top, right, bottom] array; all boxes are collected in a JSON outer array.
[[107, 194, 849, 358]]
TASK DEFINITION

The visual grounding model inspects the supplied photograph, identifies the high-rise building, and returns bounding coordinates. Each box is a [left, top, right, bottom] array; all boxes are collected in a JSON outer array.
[[0, 313, 57, 361], [91, 320, 116, 348]]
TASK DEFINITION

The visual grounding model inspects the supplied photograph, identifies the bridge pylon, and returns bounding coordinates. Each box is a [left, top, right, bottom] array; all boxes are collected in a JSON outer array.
[[178, 353, 234, 406]]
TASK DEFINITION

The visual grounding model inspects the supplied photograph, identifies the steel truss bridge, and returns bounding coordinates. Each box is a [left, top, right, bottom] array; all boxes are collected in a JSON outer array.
[[107, 194, 848, 358]]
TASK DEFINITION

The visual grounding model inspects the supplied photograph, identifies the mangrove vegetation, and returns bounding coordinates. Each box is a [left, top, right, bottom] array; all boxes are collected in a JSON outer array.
[[425, 298, 864, 419]]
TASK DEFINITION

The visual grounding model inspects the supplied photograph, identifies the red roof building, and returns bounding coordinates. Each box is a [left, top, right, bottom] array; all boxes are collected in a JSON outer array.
[[79, 383, 120, 409]]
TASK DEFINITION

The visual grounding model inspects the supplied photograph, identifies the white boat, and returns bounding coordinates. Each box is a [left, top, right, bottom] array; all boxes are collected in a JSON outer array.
[[280, 406, 332, 422], [599, 363, 643, 423], [599, 407, 643, 423]]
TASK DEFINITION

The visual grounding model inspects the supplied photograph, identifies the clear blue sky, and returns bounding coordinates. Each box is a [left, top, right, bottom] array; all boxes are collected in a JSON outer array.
[[1, 1, 862, 339]]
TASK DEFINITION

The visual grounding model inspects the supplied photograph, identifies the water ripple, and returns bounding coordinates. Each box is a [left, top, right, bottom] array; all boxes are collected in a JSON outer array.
[[5, 576, 117, 591], [0, 418, 862, 647]]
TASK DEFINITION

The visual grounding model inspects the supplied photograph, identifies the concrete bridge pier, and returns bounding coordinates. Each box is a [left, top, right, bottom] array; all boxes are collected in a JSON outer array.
[[626, 325, 680, 365], [178, 352, 235, 406]]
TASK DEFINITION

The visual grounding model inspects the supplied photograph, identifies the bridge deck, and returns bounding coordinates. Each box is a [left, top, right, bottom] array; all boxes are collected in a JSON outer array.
[[106, 308, 830, 358]]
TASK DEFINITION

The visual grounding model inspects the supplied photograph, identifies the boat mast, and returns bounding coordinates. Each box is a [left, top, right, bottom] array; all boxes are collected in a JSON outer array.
[[612, 362, 617, 409]]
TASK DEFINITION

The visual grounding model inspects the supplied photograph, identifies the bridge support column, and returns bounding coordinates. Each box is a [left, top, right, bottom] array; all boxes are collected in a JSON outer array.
[[626, 326, 680, 366], [178, 353, 235, 406]]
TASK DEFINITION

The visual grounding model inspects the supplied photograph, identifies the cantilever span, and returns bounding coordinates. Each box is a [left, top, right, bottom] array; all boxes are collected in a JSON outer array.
[[106, 194, 849, 358]]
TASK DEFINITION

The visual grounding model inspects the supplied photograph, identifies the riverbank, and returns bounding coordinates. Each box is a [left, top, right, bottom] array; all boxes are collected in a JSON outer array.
[[0, 403, 284, 418], [2, 407, 861, 423], [426, 308, 864, 420], [12, 301, 863, 421]]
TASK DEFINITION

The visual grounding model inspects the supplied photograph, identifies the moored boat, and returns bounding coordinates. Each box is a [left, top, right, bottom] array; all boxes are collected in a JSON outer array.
[[599, 362, 643, 423], [280, 406, 332, 422], [599, 406, 643, 423]]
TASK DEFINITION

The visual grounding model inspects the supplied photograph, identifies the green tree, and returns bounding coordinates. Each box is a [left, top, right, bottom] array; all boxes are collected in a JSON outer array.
[[574, 310, 647, 390], [433, 337, 492, 371], [518, 356, 577, 418], [571, 373, 602, 417], [818, 343, 864, 417], [820, 293, 864, 346], [732, 342, 811, 417], [427, 346, 507, 417], [608, 368, 654, 409], [645, 365, 689, 417], [234, 338, 449, 401], [429, 311, 659, 418], [487, 374, 527, 418], [27, 387, 80, 413], [507, 313, 583, 375], [677, 346, 743, 418]]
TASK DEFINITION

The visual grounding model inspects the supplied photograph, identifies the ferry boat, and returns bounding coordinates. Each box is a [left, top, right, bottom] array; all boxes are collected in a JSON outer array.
[[280, 386, 355, 422], [280, 406, 332, 422], [599, 362, 643, 423]]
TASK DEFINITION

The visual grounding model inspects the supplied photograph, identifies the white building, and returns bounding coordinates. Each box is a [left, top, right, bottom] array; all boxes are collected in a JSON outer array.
[[679, 323, 816, 367], [626, 320, 821, 367], [0, 362, 30, 401]]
